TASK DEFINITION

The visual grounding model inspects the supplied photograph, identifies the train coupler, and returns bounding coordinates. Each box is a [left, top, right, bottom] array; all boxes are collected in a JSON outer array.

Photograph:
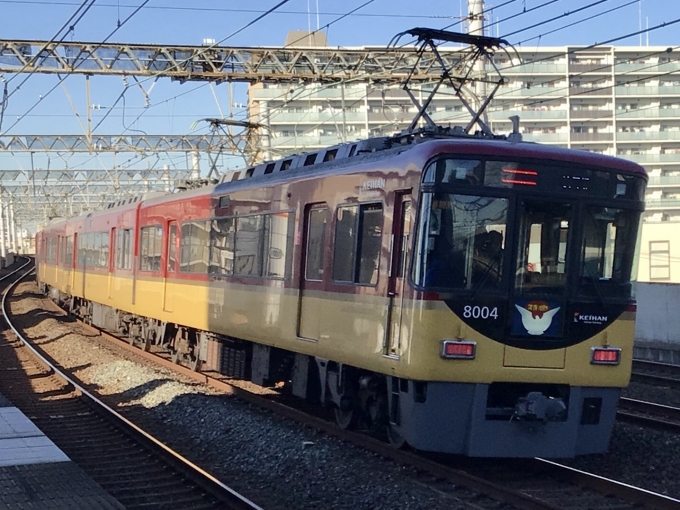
[[513, 391, 567, 422]]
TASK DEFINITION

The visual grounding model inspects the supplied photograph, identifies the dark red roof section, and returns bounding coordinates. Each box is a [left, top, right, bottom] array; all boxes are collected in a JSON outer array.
[[416, 138, 648, 178]]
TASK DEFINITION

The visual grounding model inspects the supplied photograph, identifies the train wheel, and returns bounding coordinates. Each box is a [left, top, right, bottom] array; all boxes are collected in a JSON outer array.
[[189, 355, 202, 372], [171, 349, 181, 364], [386, 423, 406, 449], [334, 396, 356, 430]]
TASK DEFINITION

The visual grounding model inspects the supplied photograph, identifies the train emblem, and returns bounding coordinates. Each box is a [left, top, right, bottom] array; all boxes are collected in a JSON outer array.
[[513, 300, 561, 336]]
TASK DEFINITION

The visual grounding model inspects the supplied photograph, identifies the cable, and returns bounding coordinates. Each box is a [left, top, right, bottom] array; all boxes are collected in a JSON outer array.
[[0, 0, 460, 20], [0, 0, 96, 132], [90, 0, 293, 134], [516, 0, 638, 45], [1, 0, 149, 136], [501, 0, 613, 39], [107, 0, 387, 139]]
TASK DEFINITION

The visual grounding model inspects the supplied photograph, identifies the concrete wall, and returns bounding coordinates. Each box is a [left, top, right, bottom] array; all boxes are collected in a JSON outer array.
[[634, 282, 680, 363], [637, 222, 680, 283]]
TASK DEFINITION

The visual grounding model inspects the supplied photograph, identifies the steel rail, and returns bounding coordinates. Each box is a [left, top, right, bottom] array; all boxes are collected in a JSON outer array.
[[534, 459, 680, 510], [617, 397, 680, 434], [631, 360, 680, 390], [3, 263, 264, 510], [37, 296, 562, 510], [36, 293, 680, 510]]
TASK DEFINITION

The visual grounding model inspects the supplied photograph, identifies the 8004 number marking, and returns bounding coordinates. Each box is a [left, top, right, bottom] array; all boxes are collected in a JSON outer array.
[[462, 305, 498, 320]]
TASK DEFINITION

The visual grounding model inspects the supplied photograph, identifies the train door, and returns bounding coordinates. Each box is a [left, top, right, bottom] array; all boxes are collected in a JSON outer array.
[[297, 205, 327, 341], [108, 229, 115, 300], [163, 222, 178, 312], [65, 235, 74, 294], [385, 193, 412, 357]]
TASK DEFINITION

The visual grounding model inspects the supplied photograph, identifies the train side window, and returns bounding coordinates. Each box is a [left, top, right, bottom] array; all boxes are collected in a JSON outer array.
[[100, 232, 110, 268], [61, 235, 73, 268], [115, 229, 132, 270], [210, 218, 235, 275], [265, 212, 294, 279], [167, 224, 177, 273], [140, 225, 163, 271], [333, 203, 383, 285], [305, 208, 327, 281], [180, 221, 210, 274], [234, 215, 265, 276]]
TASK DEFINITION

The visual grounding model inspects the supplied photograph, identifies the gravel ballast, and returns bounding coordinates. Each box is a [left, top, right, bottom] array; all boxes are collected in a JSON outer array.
[[10, 281, 680, 506], [9, 283, 499, 510]]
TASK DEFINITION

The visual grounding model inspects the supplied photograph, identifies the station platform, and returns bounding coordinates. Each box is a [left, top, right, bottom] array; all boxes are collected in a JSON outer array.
[[0, 392, 124, 509]]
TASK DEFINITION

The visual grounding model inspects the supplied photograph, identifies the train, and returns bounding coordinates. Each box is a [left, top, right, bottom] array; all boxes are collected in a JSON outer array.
[[36, 128, 647, 457]]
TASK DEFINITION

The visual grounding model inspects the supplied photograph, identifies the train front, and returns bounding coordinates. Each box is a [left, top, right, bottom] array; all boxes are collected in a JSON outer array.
[[397, 149, 646, 457]]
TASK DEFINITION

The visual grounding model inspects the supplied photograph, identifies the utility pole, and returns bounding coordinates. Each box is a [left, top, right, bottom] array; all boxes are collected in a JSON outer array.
[[468, 0, 487, 117]]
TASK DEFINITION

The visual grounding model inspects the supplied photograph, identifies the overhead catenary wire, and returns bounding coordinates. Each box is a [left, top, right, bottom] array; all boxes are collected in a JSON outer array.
[[0, 0, 97, 132], [1, 0, 150, 136], [105, 0, 393, 140], [74, 0, 519, 143], [0, 0, 465, 20]]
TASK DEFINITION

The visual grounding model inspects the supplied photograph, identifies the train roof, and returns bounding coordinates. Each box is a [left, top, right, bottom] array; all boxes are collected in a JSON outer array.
[[214, 132, 647, 195]]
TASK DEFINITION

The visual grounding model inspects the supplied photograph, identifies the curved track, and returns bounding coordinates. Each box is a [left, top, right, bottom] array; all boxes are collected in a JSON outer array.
[[18, 276, 680, 510], [0, 261, 263, 510]]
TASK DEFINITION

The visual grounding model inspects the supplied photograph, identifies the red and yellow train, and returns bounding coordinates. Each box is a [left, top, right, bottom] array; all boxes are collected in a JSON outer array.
[[37, 131, 646, 457]]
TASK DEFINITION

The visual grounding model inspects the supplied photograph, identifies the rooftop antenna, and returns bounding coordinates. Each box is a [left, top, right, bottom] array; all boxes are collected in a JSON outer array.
[[388, 27, 517, 136]]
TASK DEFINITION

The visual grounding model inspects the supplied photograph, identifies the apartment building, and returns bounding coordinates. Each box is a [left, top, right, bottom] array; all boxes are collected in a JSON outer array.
[[248, 44, 680, 282]]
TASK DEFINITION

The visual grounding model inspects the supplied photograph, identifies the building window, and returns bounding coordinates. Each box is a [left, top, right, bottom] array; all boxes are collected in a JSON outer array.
[[649, 240, 671, 280], [140, 225, 162, 272], [333, 203, 383, 285]]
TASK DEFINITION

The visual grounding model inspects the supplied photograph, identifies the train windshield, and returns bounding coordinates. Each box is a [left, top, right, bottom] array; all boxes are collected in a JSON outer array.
[[514, 200, 571, 296], [416, 171, 642, 302], [578, 206, 641, 298], [414, 192, 508, 290]]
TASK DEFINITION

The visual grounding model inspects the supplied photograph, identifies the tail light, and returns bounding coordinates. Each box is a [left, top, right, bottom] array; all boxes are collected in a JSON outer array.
[[441, 340, 476, 359], [591, 347, 621, 365]]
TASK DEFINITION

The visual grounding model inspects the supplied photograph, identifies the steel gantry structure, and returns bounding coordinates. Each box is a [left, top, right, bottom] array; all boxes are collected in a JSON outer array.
[[0, 39, 458, 83], [0, 37, 475, 236]]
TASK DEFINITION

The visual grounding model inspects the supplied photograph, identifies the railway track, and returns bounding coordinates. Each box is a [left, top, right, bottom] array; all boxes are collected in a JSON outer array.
[[9, 274, 680, 509], [0, 262, 263, 510], [618, 397, 680, 433], [632, 359, 680, 390]]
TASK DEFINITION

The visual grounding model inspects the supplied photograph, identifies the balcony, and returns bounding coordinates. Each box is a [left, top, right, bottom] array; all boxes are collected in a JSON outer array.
[[570, 110, 613, 119], [645, 198, 680, 210], [269, 134, 345, 148], [569, 64, 612, 74], [570, 86, 613, 96], [522, 132, 569, 143], [648, 176, 680, 186], [615, 62, 680, 73], [251, 87, 366, 100], [619, 153, 680, 164], [616, 131, 680, 142], [615, 86, 680, 96], [268, 111, 366, 124], [504, 87, 565, 97], [570, 132, 614, 142], [488, 110, 568, 121], [615, 108, 680, 119], [503, 63, 566, 74]]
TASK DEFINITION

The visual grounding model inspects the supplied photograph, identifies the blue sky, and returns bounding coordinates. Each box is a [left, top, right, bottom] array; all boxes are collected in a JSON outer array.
[[0, 0, 677, 175]]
